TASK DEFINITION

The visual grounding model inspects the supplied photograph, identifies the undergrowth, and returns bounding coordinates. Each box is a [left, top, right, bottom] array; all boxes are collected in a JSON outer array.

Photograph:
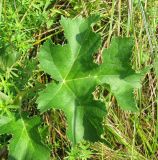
[[0, 0, 158, 160]]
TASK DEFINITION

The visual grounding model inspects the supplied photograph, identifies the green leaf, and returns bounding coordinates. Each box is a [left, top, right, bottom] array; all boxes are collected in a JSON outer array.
[[0, 43, 19, 71], [37, 16, 148, 144], [0, 113, 50, 160], [101, 37, 149, 111]]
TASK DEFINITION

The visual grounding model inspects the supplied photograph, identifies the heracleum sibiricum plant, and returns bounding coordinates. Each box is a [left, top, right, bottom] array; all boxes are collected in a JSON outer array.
[[0, 15, 149, 159]]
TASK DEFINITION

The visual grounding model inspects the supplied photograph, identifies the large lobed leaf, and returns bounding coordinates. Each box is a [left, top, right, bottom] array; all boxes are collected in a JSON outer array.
[[37, 15, 148, 145], [0, 113, 50, 160]]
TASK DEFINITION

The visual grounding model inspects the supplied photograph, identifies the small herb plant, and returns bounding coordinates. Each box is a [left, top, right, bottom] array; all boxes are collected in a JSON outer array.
[[0, 15, 148, 159]]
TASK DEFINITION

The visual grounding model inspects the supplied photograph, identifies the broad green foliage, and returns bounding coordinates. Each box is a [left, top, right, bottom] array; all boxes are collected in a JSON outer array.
[[0, 113, 50, 160], [37, 15, 148, 144]]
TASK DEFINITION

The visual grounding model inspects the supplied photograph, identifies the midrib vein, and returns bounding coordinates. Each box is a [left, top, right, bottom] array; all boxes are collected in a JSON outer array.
[[62, 30, 90, 145], [14, 119, 35, 157], [64, 30, 90, 81], [64, 83, 81, 145], [65, 74, 117, 82]]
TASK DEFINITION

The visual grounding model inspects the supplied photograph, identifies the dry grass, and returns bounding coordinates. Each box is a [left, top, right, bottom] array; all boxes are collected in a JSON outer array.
[[0, 0, 158, 159]]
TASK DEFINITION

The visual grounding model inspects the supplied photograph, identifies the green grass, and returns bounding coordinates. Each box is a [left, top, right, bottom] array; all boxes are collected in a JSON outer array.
[[0, 0, 158, 159]]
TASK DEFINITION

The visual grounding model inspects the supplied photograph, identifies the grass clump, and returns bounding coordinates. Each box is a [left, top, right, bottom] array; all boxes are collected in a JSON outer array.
[[0, 0, 158, 159]]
